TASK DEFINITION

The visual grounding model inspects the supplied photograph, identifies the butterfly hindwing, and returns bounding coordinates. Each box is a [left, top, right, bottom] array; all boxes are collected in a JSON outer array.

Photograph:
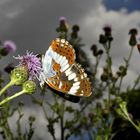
[[46, 63, 91, 97]]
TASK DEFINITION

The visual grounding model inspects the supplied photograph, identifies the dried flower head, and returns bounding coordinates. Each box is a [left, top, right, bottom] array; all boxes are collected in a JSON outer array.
[[103, 25, 113, 42], [91, 44, 97, 51], [103, 25, 112, 33], [72, 25, 80, 32], [14, 51, 42, 80], [129, 28, 138, 35], [71, 25, 80, 39]]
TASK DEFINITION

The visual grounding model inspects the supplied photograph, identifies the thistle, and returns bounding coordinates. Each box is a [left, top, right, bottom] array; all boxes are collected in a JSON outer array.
[[0, 80, 36, 106], [129, 28, 138, 47], [0, 51, 41, 105], [0, 66, 28, 96], [0, 40, 16, 56], [14, 51, 42, 80]]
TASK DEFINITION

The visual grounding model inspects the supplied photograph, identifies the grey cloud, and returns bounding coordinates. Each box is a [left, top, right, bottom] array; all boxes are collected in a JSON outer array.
[[0, 0, 101, 51], [0, 0, 102, 68]]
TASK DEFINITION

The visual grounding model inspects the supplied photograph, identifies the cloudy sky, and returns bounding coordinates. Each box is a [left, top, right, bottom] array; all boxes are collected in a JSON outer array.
[[0, 0, 140, 139]]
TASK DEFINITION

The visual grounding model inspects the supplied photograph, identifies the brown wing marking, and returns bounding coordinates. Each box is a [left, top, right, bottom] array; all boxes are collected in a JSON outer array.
[[51, 39, 75, 65], [46, 77, 73, 94], [76, 78, 91, 97], [71, 64, 92, 97], [52, 62, 61, 73]]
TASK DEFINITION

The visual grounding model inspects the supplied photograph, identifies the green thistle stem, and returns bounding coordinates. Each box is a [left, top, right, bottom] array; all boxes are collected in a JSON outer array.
[[119, 102, 140, 133], [0, 90, 25, 106], [0, 80, 15, 96], [128, 119, 140, 133], [94, 55, 101, 76], [118, 47, 134, 95], [126, 46, 134, 68], [104, 43, 112, 109]]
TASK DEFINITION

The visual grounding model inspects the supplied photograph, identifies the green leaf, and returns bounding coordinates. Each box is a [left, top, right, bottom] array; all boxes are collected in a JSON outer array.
[[65, 106, 74, 113]]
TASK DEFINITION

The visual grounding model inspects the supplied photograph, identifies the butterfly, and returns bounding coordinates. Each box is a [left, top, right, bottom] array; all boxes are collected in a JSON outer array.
[[39, 38, 92, 98]]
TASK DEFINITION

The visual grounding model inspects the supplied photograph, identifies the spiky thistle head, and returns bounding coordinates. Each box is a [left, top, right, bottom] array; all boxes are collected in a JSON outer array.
[[14, 51, 42, 80]]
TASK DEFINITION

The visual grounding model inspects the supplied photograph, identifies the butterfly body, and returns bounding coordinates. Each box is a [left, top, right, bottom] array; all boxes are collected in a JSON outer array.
[[40, 38, 92, 97]]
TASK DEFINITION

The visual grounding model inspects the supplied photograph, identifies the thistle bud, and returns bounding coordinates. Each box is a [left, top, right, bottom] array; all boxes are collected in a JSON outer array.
[[100, 73, 108, 81], [23, 80, 36, 94], [56, 16, 68, 33], [99, 34, 107, 44], [0, 40, 16, 56], [129, 35, 137, 47], [129, 28, 138, 36], [11, 66, 28, 85], [103, 26, 112, 37], [97, 49, 104, 55], [90, 44, 97, 56], [129, 28, 138, 47], [72, 25, 80, 32]]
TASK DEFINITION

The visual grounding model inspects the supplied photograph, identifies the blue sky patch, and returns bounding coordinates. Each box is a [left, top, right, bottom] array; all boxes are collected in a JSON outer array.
[[103, 0, 140, 12]]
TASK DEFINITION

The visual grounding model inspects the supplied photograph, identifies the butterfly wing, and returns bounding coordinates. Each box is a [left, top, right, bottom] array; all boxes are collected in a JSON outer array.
[[42, 38, 92, 97]]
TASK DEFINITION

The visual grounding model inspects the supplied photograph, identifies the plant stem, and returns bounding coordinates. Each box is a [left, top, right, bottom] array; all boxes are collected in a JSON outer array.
[[94, 55, 101, 76], [0, 104, 14, 139], [108, 85, 111, 109], [105, 44, 112, 109], [119, 102, 140, 133], [132, 74, 140, 90], [60, 100, 65, 140], [126, 47, 134, 68], [0, 90, 25, 106], [118, 47, 134, 95], [60, 116, 64, 140], [117, 77, 123, 95], [0, 80, 14, 96], [128, 119, 140, 133], [80, 96, 94, 112]]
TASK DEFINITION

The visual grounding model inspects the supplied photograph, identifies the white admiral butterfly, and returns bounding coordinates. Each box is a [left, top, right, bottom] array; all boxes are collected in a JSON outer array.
[[39, 38, 92, 98]]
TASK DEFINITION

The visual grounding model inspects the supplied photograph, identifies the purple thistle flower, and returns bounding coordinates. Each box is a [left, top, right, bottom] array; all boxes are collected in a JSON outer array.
[[14, 51, 42, 80], [59, 16, 66, 21], [3, 40, 16, 53]]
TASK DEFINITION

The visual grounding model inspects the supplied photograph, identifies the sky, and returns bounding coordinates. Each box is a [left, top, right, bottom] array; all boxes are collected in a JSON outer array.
[[104, 0, 140, 12], [0, 0, 140, 139]]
